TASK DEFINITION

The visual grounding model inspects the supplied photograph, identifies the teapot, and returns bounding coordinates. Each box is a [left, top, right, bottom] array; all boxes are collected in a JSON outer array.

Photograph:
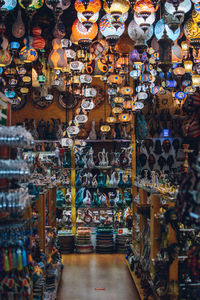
[[98, 148, 109, 166]]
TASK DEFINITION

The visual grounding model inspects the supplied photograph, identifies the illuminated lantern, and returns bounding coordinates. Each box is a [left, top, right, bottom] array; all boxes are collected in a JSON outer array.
[[100, 124, 111, 133], [19, 0, 44, 10], [112, 106, 123, 115], [128, 20, 153, 50], [165, 0, 192, 21], [48, 39, 68, 69], [78, 12, 99, 29], [19, 37, 38, 63], [32, 27, 46, 50], [184, 60, 193, 73], [108, 74, 123, 85], [72, 19, 98, 46], [174, 91, 186, 100], [171, 43, 183, 63], [90, 40, 109, 59], [118, 113, 132, 123], [0, 0, 17, 11], [86, 59, 108, 75], [0, 36, 11, 67], [184, 16, 200, 54], [192, 74, 200, 87], [134, 12, 155, 31], [123, 99, 135, 110], [155, 19, 180, 41], [134, 0, 159, 13], [99, 14, 125, 45], [173, 67, 185, 76], [106, 113, 117, 123], [120, 86, 133, 96], [75, 0, 101, 13], [103, 0, 130, 19]]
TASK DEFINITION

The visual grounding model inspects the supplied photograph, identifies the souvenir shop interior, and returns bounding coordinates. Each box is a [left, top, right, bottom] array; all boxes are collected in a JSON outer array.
[[0, 0, 200, 299]]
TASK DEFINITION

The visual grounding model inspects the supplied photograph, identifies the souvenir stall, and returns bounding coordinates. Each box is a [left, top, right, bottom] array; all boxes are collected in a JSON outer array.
[[0, 0, 200, 299]]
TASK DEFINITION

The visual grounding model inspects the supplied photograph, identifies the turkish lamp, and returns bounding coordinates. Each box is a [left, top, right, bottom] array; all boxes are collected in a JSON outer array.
[[192, 74, 200, 87], [112, 106, 123, 115], [114, 95, 124, 103], [184, 60, 193, 73], [106, 113, 117, 123], [118, 112, 132, 123], [100, 124, 111, 134]]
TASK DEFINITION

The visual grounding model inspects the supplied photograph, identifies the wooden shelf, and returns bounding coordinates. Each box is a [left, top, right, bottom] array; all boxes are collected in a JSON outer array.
[[126, 260, 145, 300]]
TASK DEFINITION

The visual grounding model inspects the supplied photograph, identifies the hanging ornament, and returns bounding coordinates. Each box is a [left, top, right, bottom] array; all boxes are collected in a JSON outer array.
[[0, 32, 12, 67], [103, 0, 130, 20], [19, 0, 44, 11], [48, 38, 68, 69], [19, 36, 38, 63], [32, 27, 46, 50], [0, 0, 17, 12], [72, 19, 98, 47], [128, 20, 153, 52], [12, 9, 25, 39]]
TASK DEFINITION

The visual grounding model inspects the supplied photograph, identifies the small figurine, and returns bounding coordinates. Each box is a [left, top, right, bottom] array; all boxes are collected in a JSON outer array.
[[89, 119, 97, 140]]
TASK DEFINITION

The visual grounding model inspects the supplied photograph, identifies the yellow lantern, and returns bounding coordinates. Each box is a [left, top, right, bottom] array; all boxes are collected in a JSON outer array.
[[184, 60, 193, 73], [192, 74, 200, 87], [114, 96, 124, 103], [112, 106, 123, 115], [107, 74, 123, 85], [100, 124, 111, 132], [106, 114, 117, 123], [181, 41, 189, 52]]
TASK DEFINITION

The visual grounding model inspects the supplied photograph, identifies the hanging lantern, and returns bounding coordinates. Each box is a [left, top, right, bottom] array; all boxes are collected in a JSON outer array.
[[134, 0, 159, 14], [75, 0, 101, 13], [128, 20, 153, 52], [184, 16, 200, 56], [134, 12, 155, 31], [184, 60, 193, 73], [0, 37, 11, 67], [123, 99, 135, 110], [165, 0, 192, 21], [192, 74, 200, 87], [173, 67, 185, 76], [107, 74, 123, 84], [19, 37, 38, 63], [155, 19, 180, 41], [118, 113, 132, 123], [72, 19, 98, 47], [103, 0, 130, 19], [99, 14, 125, 46], [32, 27, 46, 50], [0, 0, 17, 11], [120, 86, 133, 96], [48, 38, 68, 69], [77, 11, 99, 29], [112, 106, 123, 115], [100, 124, 111, 133], [19, 0, 44, 10], [12, 9, 25, 39], [106, 113, 117, 123]]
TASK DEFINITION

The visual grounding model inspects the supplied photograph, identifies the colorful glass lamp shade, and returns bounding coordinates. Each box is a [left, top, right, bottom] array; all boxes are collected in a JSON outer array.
[[134, 12, 155, 31], [120, 86, 133, 96], [118, 113, 132, 123], [184, 17, 200, 53], [99, 14, 125, 45], [75, 0, 101, 13], [46, 0, 71, 12], [48, 38, 68, 69], [128, 20, 153, 49], [72, 19, 98, 46], [78, 11, 99, 28], [108, 74, 123, 85], [192, 74, 200, 87], [134, 0, 159, 14], [0, 37, 11, 67], [19, 37, 38, 63], [103, 0, 130, 18], [19, 0, 44, 10], [155, 19, 180, 41], [0, 0, 17, 11], [184, 60, 193, 73], [165, 0, 192, 19]]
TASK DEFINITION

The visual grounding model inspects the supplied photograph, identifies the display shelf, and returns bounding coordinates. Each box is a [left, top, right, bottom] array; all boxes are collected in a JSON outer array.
[[75, 185, 132, 189], [126, 260, 145, 300], [79, 139, 132, 143]]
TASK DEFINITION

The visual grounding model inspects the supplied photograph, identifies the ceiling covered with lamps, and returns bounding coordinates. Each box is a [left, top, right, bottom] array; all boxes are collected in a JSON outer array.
[[0, 0, 198, 138]]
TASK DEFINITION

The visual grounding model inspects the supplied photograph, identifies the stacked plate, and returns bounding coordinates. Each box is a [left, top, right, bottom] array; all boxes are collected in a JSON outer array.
[[116, 233, 132, 253], [58, 234, 75, 254], [96, 226, 114, 254], [76, 227, 93, 254]]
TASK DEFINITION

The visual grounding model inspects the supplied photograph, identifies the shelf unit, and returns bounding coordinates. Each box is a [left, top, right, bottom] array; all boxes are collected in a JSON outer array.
[[127, 185, 178, 299]]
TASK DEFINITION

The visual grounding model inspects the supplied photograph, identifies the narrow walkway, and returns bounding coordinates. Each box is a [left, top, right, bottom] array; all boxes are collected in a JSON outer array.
[[58, 254, 140, 300]]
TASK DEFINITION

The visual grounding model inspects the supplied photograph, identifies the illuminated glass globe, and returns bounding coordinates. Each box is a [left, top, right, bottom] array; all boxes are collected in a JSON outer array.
[[72, 19, 98, 46], [103, 0, 130, 18], [78, 11, 99, 25], [75, 0, 101, 14], [0, 0, 17, 11], [128, 20, 153, 47], [19, 0, 44, 10], [165, 0, 192, 20], [134, 0, 159, 14], [99, 14, 125, 45], [134, 12, 155, 31], [155, 19, 180, 41]]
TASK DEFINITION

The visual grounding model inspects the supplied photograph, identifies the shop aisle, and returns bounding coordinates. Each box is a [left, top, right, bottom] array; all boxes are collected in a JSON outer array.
[[58, 254, 140, 300]]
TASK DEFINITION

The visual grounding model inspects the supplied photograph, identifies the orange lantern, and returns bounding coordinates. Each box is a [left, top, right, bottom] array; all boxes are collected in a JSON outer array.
[[118, 113, 132, 122], [48, 39, 67, 69], [75, 0, 101, 13], [120, 86, 133, 96], [72, 19, 98, 43], [107, 74, 123, 85], [134, 0, 159, 13]]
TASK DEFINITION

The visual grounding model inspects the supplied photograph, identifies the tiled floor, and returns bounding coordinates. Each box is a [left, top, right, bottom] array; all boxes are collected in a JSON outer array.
[[58, 254, 140, 300]]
